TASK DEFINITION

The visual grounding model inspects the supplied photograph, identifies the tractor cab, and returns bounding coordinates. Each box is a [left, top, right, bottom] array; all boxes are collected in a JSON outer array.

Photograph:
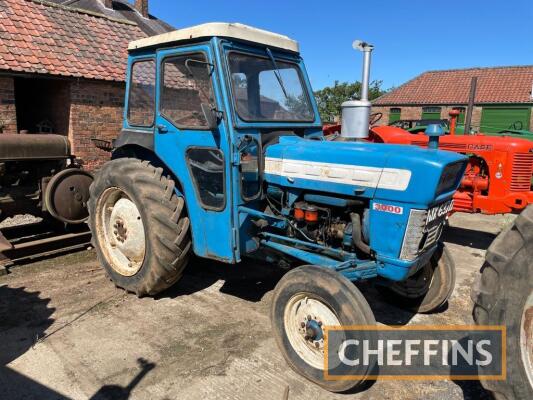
[[122, 23, 323, 262]]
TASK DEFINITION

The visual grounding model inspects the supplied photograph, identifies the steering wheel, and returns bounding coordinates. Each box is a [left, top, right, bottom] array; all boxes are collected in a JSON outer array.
[[369, 112, 383, 125]]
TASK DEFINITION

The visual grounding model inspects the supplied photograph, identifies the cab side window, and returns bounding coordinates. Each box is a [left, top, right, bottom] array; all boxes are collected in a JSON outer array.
[[161, 53, 215, 129], [240, 138, 261, 200], [127, 59, 156, 127], [187, 147, 225, 210]]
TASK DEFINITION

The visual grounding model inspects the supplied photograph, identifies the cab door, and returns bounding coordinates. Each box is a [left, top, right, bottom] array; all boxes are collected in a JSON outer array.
[[154, 44, 235, 262]]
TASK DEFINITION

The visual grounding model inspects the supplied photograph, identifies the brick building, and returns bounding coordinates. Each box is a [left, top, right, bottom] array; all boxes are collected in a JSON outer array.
[[0, 0, 172, 170], [372, 66, 533, 133]]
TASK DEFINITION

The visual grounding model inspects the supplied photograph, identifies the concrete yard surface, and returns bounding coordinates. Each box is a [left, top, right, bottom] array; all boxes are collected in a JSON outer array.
[[0, 212, 515, 400]]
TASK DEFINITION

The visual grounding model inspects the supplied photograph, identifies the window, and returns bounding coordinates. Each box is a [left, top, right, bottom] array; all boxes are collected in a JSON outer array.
[[161, 53, 215, 129], [127, 59, 156, 127], [389, 107, 401, 123], [228, 52, 314, 122], [187, 147, 225, 210], [421, 106, 442, 120], [239, 138, 261, 200]]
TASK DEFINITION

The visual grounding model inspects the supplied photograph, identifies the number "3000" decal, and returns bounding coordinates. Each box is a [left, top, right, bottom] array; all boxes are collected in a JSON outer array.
[[373, 202, 404, 215]]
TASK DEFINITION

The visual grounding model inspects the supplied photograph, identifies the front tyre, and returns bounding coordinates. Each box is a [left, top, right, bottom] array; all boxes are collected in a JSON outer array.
[[376, 242, 456, 313], [271, 265, 376, 392], [88, 158, 192, 296]]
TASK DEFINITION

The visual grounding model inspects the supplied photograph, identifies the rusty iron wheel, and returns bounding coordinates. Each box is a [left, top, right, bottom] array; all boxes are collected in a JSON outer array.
[[44, 168, 93, 224]]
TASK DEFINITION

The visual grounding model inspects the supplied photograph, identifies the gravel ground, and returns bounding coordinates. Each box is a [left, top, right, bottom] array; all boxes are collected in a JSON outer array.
[[0, 212, 515, 400], [0, 214, 42, 229]]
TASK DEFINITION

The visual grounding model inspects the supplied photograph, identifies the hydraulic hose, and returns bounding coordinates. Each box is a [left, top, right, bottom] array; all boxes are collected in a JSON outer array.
[[350, 212, 370, 254]]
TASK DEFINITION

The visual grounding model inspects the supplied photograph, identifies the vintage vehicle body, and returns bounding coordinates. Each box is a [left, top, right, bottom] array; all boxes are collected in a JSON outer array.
[[369, 125, 533, 214], [88, 23, 467, 391], [0, 134, 92, 265]]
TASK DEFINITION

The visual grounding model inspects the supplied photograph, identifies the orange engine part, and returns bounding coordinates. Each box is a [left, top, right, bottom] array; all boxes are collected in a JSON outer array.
[[323, 124, 533, 214]]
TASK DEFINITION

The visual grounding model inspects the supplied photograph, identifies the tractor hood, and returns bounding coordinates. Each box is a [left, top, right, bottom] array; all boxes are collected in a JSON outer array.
[[263, 136, 467, 206]]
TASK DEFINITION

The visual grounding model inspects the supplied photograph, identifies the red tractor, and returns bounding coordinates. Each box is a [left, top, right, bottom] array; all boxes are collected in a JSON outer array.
[[324, 112, 533, 214]]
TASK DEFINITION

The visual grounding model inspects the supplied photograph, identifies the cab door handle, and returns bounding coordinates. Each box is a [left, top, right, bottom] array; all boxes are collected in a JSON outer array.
[[157, 124, 168, 133]]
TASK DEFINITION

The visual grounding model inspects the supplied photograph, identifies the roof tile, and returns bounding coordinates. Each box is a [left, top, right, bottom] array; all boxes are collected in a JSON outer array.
[[373, 66, 533, 105], [0, 0, 147, 81]]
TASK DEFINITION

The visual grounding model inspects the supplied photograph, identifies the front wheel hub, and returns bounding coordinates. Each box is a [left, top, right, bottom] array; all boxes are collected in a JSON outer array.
[[305, 319, 324, 341], [284, 294, 341, 370]]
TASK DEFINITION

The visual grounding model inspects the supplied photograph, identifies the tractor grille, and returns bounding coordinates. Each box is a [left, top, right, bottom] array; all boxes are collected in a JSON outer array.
[[510, 153, 533, 192], [400, 209, 445, 261], [439, 143, 468, 152]]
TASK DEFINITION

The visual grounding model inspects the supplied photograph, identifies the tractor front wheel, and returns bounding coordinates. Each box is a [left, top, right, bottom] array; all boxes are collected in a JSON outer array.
[[376, 242, 456, 313], [271, 265, 376, 392], [88, 158, 192, 296]]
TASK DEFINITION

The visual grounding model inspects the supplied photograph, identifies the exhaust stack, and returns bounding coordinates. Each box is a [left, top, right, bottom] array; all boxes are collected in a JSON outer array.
[[341, 40, 374, 139]]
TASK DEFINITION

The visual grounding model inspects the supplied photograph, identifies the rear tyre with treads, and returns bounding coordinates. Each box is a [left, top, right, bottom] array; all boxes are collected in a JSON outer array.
[[88, 158, 192, 296], [472, 206, 533, 400]]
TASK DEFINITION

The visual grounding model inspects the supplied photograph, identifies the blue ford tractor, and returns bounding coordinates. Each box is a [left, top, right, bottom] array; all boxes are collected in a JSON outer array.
[[88, 23, 467, 391]]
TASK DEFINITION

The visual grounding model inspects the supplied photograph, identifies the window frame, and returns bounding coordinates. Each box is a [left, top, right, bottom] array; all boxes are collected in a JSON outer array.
[[422, 106, 442, 113], [127, 58, 156, 129], [185, 146, 226, 211], [226, 50, 316, 124], [239, 137, 263, 202], [159, 51, 217, 131]]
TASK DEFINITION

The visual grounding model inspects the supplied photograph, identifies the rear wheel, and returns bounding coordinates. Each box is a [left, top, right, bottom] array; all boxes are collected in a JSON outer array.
[[271, 265, 376, 392], [88, 158, 192, 296], [472, 205, 533, 400], [376, 242, 456, 313]]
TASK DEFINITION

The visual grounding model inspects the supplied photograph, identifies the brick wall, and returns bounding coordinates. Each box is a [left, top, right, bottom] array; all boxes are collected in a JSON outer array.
[[371, 105, 422, 125], [0, 76, 17, 134], [69, 80, 125, 170]]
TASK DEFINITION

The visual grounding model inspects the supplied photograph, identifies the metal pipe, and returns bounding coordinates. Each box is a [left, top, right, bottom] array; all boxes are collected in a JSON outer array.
[[260, 239, 341, 268], [448, 109, 460, 136], [464, 76, 477, 135], [360, 47, 372, 101], [340, 40, 374, 139]]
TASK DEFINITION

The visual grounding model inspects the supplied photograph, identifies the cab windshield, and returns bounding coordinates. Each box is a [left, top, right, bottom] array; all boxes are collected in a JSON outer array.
[[227, 52, 314, 122]]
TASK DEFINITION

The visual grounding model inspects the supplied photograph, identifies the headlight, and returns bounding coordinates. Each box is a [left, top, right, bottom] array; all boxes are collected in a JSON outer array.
[[436, 161, 465, 196]]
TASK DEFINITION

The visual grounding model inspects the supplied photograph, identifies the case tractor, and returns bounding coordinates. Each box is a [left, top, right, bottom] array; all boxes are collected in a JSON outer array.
[[89, 23, 467, 391], [368, 123, 533, 214]]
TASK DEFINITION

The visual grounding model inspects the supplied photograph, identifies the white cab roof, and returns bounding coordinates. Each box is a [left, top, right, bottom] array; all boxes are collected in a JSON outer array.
[[128, 22, 299, 53]]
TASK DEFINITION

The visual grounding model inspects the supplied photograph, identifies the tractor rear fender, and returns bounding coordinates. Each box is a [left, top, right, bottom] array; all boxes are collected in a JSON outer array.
[[112, 135, 186, 200], [114, 130, 154, 153]]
